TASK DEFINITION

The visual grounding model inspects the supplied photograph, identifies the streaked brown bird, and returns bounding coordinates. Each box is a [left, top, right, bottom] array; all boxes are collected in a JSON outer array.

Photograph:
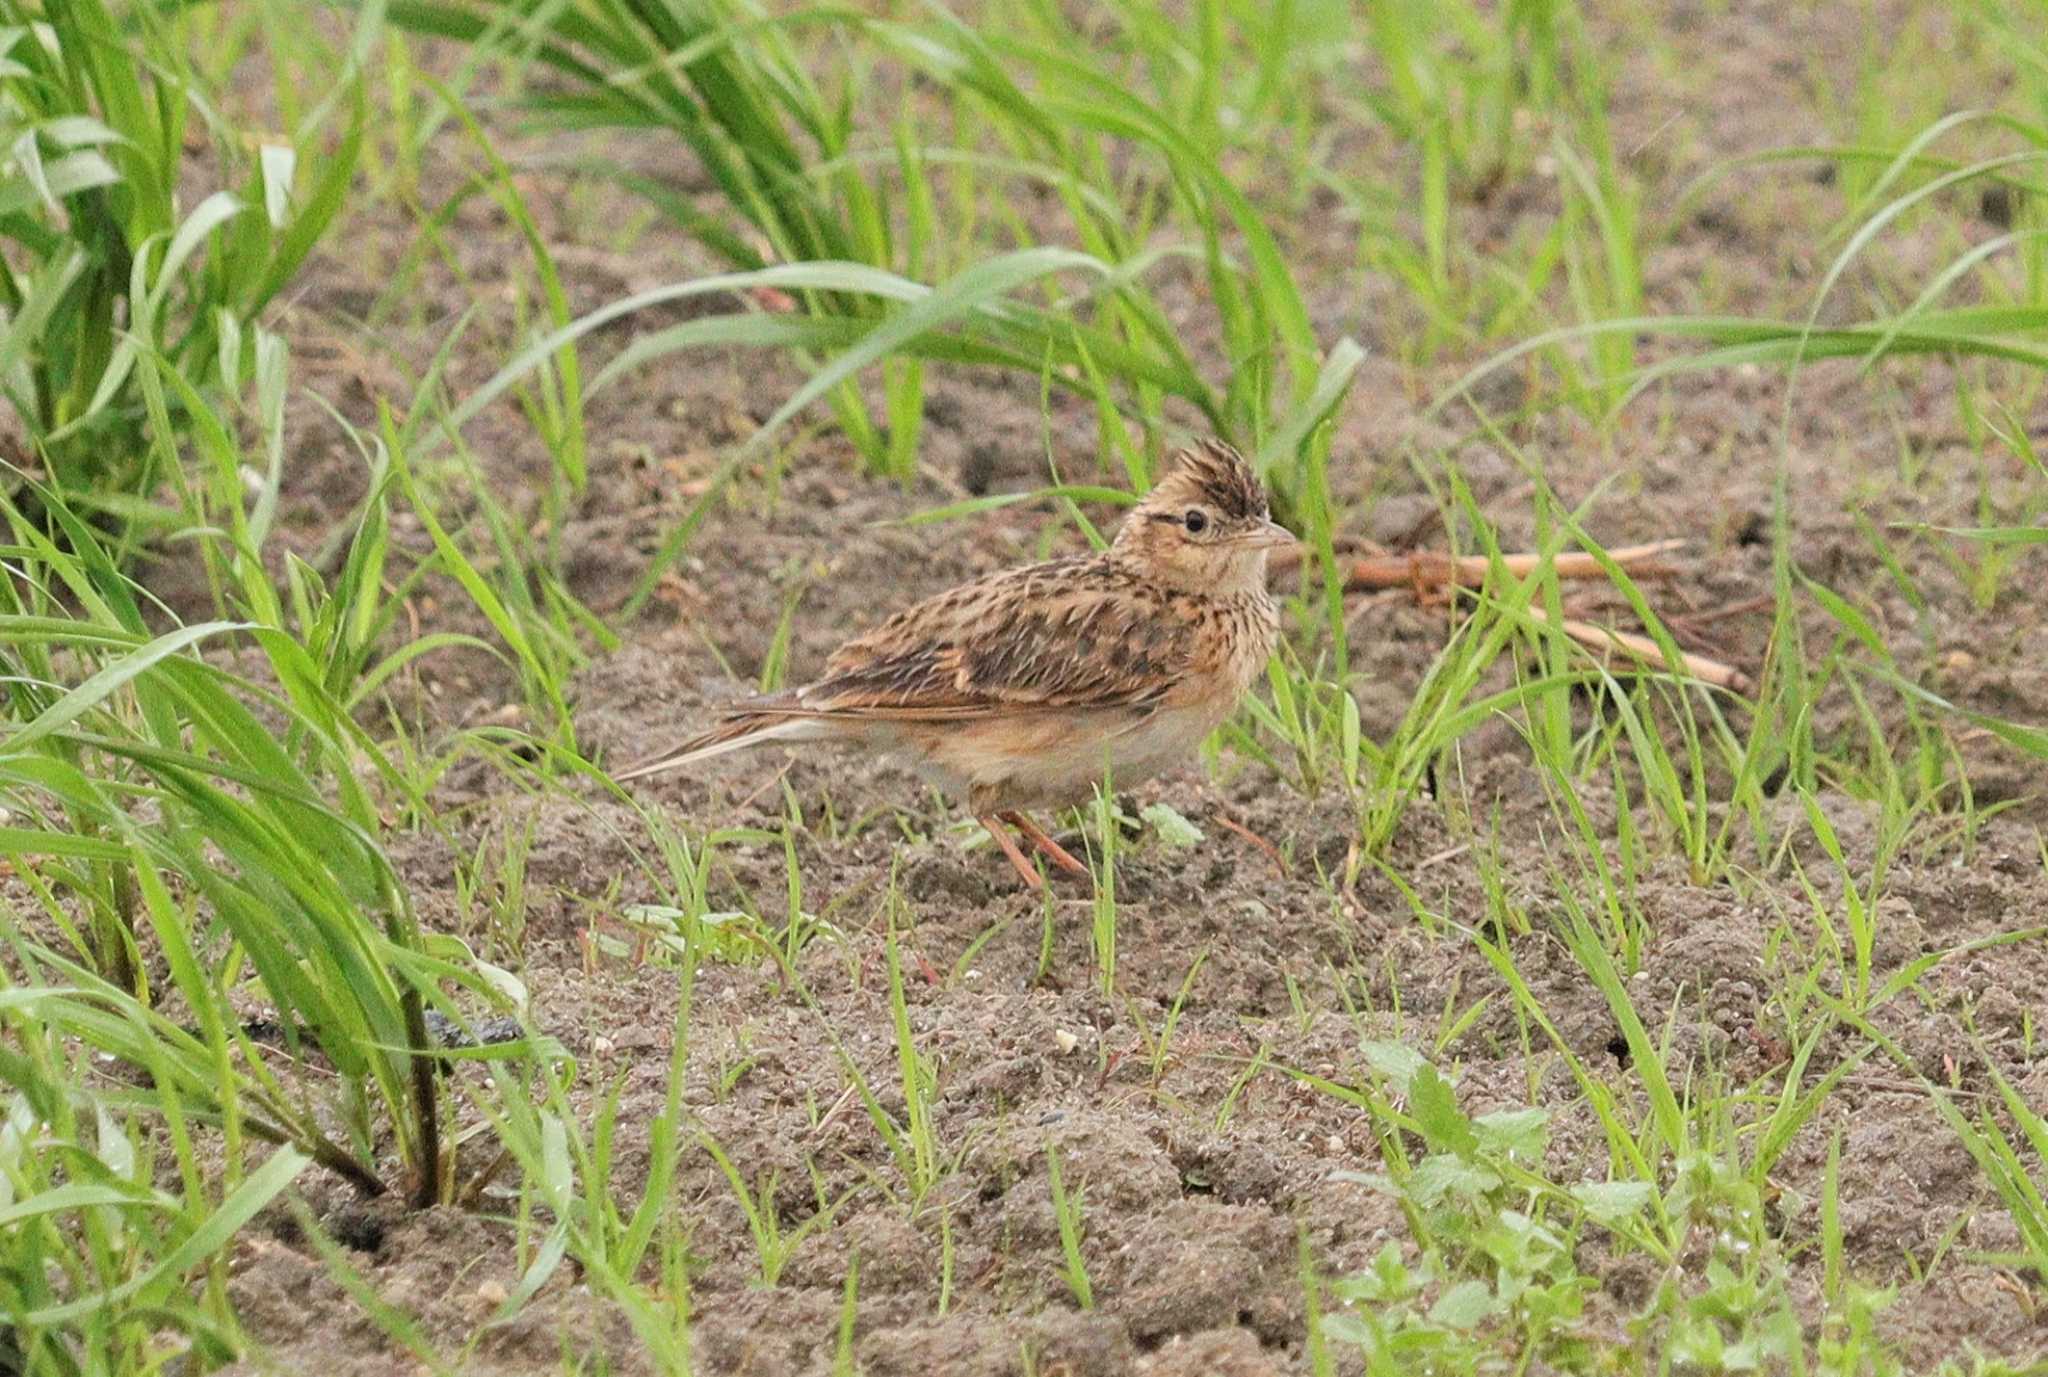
[[615, 439, 1291, 887]]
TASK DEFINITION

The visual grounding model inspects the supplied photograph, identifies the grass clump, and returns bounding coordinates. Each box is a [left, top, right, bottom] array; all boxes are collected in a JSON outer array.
[[386, 0, 1365, 493], [0, 0, 363, 501]]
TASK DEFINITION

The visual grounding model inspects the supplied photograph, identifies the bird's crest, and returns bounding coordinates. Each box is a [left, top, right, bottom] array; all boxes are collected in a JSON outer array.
[[1156, 438, 1266, 520]]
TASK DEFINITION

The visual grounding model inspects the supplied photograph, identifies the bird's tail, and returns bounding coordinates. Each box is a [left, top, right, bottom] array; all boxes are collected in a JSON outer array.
[[612, 712, 830, 783]]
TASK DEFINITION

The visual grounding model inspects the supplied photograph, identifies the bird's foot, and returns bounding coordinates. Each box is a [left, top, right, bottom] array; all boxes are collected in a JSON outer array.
[[1001, 810, 1091, 877], [978, 814, 1047, 889]]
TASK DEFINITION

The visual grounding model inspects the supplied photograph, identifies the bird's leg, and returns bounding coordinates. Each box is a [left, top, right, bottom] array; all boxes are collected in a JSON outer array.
[[978, 814, 1045, 890], [1002, 810, 1091, 876]]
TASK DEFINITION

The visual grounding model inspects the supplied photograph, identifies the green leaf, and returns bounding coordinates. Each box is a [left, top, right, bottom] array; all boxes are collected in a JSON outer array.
[[0, 825, 129, 861], [1408, 1153, 1498, 1207], [1319, 1313, 1373, 1346], [4, 620, 250, 752], [258, 144, 295, 227], [1256, 336, 1365, 476], [1571, 1179, 1655, 1225], [1330, 1169, 1398, 1195], [0, 149, 119, 217], [1472, 1107, 1548, 1161], [1358, 1039, 1425, 1093], [1801, 574, 1889, 659], [0, 1181, 159, 1228], [899, 485, 1138, 527], [27, 1147, 307, 1324], [754, 248, 1108, 451], [1409, 1062, 1477, 1157], [1139, 802, 1204, 850], [1921, 523, 2048, 546], [1426, 1278, 1497, 1329]]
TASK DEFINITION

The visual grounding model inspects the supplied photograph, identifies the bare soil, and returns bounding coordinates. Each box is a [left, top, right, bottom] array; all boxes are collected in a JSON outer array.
[[200, 2, 2048, 1373]]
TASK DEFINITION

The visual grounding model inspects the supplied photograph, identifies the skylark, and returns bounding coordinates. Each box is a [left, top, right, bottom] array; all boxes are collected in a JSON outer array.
[[615, 439, 1292, 887]]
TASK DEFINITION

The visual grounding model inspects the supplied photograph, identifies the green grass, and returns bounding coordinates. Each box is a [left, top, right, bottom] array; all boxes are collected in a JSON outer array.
[[0, 0, 364, 502], [378, 0, 1373, 637], [1045, 1144, 1094, 1310], [1, 0, 2046, 1372], [0, 1035, 307, 1371], [1085, 782, 1120, 998]]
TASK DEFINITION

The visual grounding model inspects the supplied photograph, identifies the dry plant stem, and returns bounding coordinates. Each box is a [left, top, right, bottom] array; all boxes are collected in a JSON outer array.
[[1283, 535, 1743, 691], [1353, 540, 1683, 591], [226, 1105, 387, 1197], [1675, 591, 1776, 626], [455, 1146, 513, 1209], [403, 992, 441, 1207], [1527, 605, 1754, 694], [808, 1082, 861, 1141], [1268, 540, 1683, 591], [377, 877, 442, 1210], [1213, 812, 1287, 877]]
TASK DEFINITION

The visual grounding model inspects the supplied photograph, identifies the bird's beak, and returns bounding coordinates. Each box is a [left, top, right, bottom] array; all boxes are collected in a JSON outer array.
[[1235, 519, 1298, 551]]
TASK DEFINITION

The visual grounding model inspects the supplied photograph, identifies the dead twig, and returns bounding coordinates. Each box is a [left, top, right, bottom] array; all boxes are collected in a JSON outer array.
[[1526, 605, 1754, 694], [1351, 540, 1684, 592], [1270, 540, 1684, 593], [807, 1082, 861, 1141], [1280, 536, 1744, 688], [1666, 591, 1776, 635], [1214, 812, 1288, 878], [1411, 843, 1472, 873]]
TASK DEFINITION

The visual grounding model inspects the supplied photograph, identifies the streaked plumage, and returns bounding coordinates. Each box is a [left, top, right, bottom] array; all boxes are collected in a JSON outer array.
[[616, 439, 1291, 886]]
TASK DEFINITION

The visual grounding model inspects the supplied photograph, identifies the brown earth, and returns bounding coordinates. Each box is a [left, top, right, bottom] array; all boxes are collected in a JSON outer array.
[[182, 1, 2048, 1373]]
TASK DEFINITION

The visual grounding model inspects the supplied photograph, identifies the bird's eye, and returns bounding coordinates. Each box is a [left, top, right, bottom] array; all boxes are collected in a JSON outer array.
[[1183, 509, 1208, 534]]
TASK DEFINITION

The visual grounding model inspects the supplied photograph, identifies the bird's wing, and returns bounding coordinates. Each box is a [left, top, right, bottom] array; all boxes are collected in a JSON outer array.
[[755, 558, 1194, 720]]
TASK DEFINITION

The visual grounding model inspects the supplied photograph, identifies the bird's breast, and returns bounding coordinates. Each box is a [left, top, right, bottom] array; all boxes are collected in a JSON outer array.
[[1167, 590, 1279, 706]]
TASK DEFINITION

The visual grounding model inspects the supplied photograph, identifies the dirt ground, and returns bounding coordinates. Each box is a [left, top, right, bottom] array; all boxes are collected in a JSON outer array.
[[187, 2, 2048, 1373]]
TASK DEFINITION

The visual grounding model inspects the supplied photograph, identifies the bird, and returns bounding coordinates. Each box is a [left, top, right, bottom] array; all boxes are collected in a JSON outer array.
[[614, 438, 1293, 888]]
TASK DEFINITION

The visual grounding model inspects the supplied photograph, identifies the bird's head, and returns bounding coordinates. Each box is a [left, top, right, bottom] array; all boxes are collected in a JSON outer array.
[[1113, 439, 1294, 592]]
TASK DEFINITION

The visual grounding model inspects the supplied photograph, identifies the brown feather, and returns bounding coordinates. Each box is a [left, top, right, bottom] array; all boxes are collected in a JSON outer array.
[[612, 713, 779, 781], [805, 556, 1193, 718]]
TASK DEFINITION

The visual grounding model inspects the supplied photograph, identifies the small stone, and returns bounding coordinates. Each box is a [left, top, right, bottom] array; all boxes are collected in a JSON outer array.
[[1054, 1029, 1080, 1055], [476, 1279, 508, 1308]]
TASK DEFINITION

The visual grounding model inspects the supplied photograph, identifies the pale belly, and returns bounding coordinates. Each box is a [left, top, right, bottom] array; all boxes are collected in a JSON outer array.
[[889, 701, 1232, 813]]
